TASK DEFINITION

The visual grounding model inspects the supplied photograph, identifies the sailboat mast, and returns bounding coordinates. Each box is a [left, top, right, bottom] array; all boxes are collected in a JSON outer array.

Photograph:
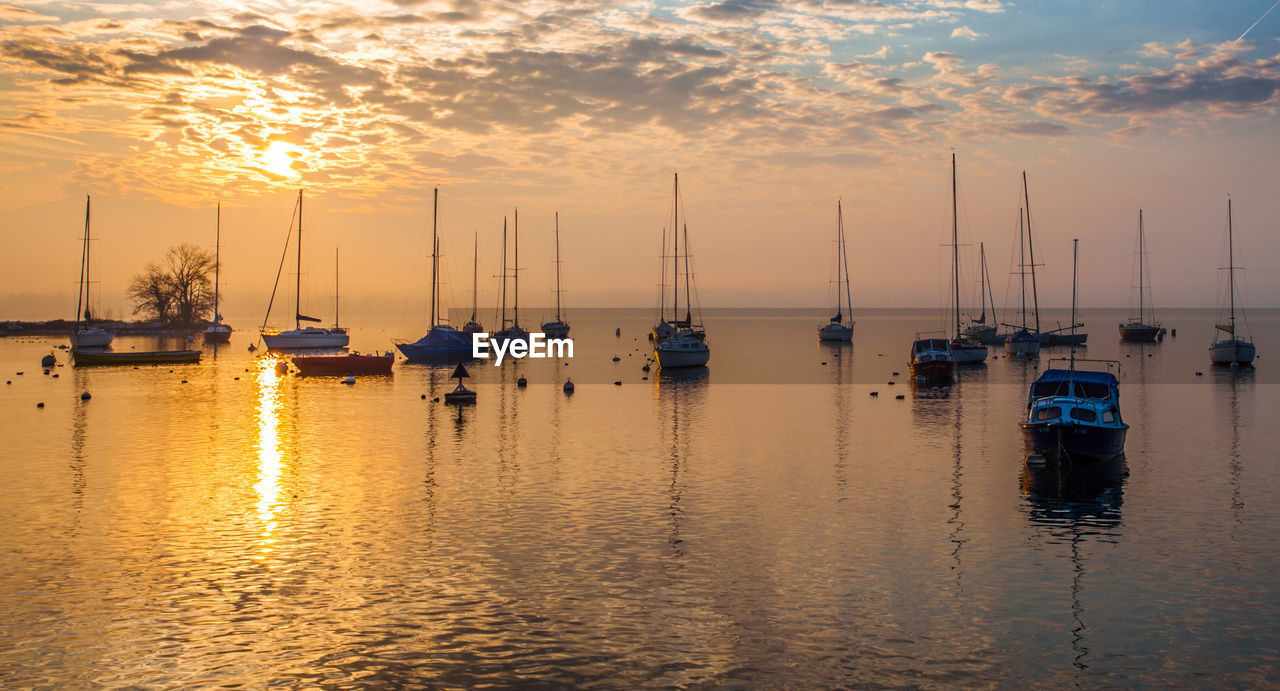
[[978, 242, 988, 324], [952, 153, 960, 340], [430, 187, 439, 326], [1138, 210, 1144, 323], [1022, 172, 1040, 333], [672, 173, 679, 323], [1019, 208, 1027, 330], [213, 203, 221, 325], [76, 195, 89, 329], [295, 190, 303, 330], [501, 217, 508, 328], [554, 212, 562, 321], [1228, 198, 1236, 333], [683, 223, 692, 323], [841, 205, 853, 319], [471, 232, 478, 322], [513, 208, 519, 327], [334, 247, 340, 328], [1070, 238, 1078, 366]]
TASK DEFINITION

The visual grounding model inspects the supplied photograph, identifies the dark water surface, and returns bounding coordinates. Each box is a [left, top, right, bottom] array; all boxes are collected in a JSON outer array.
[[2, 309, 1277, 686]]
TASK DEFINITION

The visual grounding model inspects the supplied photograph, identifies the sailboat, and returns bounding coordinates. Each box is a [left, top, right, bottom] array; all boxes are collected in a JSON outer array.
[[947, 154, 988, 364], [963, 242, 1001, 344], [541, 212, 570, 338], [1021, 239, 1128, 462], [653, 173, 710, 368], [817, 199, 854, 342], [260, 190, 349, 350], [492, 210, 529, 344], [1005, 206, 1040, 356], [1209, 199, 1256, 365], [69, 195, 113, 349], [1119, 209, 1163, 342], [462, 232, 484, 334], [1022, 172, 1086, 346], [397, 187, 473, 361], [203, 203, 232, 344]]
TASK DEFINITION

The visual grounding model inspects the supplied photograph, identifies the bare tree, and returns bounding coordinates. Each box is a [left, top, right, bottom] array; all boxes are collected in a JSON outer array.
[[127, 244, 216, 326]]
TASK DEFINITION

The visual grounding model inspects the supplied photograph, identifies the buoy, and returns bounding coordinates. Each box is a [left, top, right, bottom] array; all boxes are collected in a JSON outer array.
[[642, 364, 651, 372], [41, 355, 55, 367], [433, 396, 440, 402], [275, 362, 288, 374], [1195, 371, 1203, 376], [612, 356, 621, 362], [895, 394, 905, 400], [892, 371, 900, 376], [234, 377, 240, 380], [564, 379, 575, 393], [52, 373, 59, 378], [888, 381, 895, 386], [5, 381, 9, 385], [342, 376, 356, 384], [1171, 328, 1177, 337], [870, 391, 878, 397], [821, 362, 827, 366], [248, 344, 257, 352], [616, 328, 621, 336], [36, 402, 44, 408], [421, 394, 427, 399], [80, 391, 91, 400], [642, 376, 648, 380], [15, 372, 22, 375], [517, 376, 527, 387], [180, 380, 188, 383], [613, 380, 622, 386]]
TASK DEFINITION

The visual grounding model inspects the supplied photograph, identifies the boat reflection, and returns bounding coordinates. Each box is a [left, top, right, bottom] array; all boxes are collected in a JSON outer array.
[[1021, 455, 1127, 672], [656, 364, 708, 560], [1215, 367, 1252, 537]]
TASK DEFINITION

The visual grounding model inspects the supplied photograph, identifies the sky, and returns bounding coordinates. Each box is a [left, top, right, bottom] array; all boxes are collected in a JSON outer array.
[[1, 0, 1278, 323]]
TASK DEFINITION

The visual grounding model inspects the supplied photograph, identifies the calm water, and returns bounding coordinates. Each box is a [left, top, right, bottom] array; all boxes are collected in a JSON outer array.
[[1, 309, 1277, 686]]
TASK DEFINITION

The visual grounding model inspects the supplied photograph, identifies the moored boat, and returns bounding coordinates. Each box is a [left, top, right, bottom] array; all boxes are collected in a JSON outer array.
[[945, 154, 986, 364], [397, 187, 473, 361], [490, 211, 530, 346], [541, 212, 571, 339], [909, 335, 954, 381], [73, 349, 201, 365], [260, 190, 349, 350], [653, 173, 710, 369], [293, 352, 393, 376], [1004, 205, 1040, 356], [1208, 199, 1256, 366], [818, 199, 854, 342], [70, 195, 114, 349], [203, 203, 233, 344]]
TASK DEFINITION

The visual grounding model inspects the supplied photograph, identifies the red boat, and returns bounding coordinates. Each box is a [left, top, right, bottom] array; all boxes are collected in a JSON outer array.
[[908, 336, 955, 382], [292, 352, 393, 376]]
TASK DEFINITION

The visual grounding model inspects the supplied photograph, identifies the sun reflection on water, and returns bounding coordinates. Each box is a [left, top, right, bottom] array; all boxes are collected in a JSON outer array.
[[254, 357, 284, 558]]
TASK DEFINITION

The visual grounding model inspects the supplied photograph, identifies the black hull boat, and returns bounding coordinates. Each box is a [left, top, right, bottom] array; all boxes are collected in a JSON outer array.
[[1118, 321, 1163, 342], [1020, 420, 1127, 463]]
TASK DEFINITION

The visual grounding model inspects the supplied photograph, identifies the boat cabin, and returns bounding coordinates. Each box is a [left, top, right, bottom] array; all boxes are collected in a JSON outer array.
[[1025, 369, 1123, 427], [912, 338, 952, 360]]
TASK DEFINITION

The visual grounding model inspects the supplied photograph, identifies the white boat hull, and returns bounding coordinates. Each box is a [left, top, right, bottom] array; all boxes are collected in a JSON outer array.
[[70, 328, 113, 348], [1005, 337, 1041, 356], [1210, 340, 1255, 365], [818, 324, 853, 341], [952, 342, 988, 364], [203, 324, 232, 343], [262, 328, 349, 349]]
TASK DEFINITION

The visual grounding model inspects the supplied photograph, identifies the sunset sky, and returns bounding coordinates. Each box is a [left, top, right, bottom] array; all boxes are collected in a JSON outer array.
[[2, 0, 1278, 323]]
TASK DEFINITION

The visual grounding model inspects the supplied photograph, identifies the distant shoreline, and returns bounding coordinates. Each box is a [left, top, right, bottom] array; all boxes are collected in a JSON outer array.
[[0, 319, 210, 337]]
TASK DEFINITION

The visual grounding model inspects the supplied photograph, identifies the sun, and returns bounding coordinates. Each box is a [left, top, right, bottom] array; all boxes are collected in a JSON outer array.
[[260, 141, 300, 178]]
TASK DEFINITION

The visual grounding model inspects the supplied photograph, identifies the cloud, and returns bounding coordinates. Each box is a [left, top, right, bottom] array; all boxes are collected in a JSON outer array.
[[950, 26, 980, 40], [0, 5, 58, 22]]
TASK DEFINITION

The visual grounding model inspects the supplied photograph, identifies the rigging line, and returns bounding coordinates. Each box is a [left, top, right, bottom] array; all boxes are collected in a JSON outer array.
[[1238, 0, 1280, 40]]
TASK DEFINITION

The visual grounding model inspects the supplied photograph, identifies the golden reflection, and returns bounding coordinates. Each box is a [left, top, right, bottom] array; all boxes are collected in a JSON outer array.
[[254, 356, 284, 557]]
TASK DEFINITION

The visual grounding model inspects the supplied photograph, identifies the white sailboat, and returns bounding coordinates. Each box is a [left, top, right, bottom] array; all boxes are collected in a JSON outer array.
[[1209, 199, 1256, 365], [963, 242, 1001, 344], [260, 190, 349, 350], [70, 194, 113, 349], [818, 199, 854, 342], [203, 202, 232, 343], [653, 173, 709, 369], [947, 153, 988, 364], [541, 212, 570, 338]]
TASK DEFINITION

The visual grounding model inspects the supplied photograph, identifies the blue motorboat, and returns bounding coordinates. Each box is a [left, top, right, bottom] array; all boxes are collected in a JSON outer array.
[[1020, 366, 1127, 462]]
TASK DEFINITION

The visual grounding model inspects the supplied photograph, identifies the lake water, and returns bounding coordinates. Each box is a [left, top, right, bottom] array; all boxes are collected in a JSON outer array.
[[1, 308, 1277, 686]]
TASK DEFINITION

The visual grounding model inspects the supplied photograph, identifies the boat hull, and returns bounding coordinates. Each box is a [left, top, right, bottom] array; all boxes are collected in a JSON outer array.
[[70, 328, 113, 348], [262, 329, 349, 350], [542, 322, 570, 339], [951, 341, 988, 364], [818, 324, 853, 341], [1210, 339, 1256, 365], [1041, 332, 1087, 346], [1005, 334, 1041, 356], [909, 359, 954, 381], [654, 343, 710, 368], [73, 349, 201, 365], [203, 324, 232, 344], [397, 327, 473, 362], [293, 353, 392, 376], [1118, 322, 1162, 342], [1020, 421, 1127, 462]]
